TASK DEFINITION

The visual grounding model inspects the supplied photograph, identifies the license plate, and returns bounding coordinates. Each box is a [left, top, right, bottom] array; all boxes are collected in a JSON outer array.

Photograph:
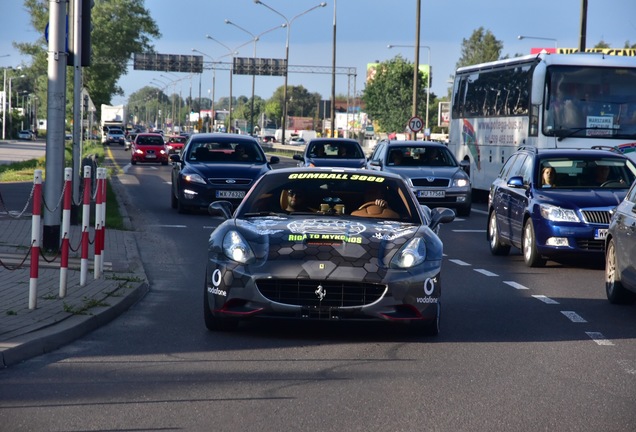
[[594, 228, 608, 240], [216, 190, 245, 199], [145, 154, 156, 158], [418, 190, 446, 198]]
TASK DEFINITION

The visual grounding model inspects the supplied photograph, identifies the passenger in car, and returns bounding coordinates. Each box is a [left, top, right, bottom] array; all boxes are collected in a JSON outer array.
[[281, 189, 314, 213], [388, 150, 403, 166], [541, 167, 557, 188]]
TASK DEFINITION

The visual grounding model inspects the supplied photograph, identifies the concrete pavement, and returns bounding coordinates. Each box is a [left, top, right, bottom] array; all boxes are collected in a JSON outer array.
[[0, 139, 148, 367]]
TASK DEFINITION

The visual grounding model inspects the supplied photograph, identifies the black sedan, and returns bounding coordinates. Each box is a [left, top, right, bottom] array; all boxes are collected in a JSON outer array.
[[605, 179, 636, 304], [170, 133, 279, 213], [293, 138, 367, 168], [203, 167, 455, 335]]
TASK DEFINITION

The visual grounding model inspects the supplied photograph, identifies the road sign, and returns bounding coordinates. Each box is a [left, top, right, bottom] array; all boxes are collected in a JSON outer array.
[[408, 116, 423, 133]]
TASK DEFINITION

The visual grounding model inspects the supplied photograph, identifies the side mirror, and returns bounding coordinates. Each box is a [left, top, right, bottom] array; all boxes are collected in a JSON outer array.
[[429, 207, 456, 232], [208, 201, 233, 219], [292, 154, 303, 161], [460, 159, 470, 174], [507, 176, 525, 188], [270, 156, 280, 165], [170, 154, 181, 163]]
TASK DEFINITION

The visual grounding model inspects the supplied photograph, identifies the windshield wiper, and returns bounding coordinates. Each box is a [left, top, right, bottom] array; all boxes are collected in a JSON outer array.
[[556, 127, 616, 142], [242, 211, 286, 217]]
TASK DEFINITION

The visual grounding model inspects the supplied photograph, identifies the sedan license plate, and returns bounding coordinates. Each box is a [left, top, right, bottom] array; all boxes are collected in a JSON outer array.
[[418, 190, 446, 198], [216, 190, 245, 199], [145, 154, 156, 158], [594, 228, 608, 240]]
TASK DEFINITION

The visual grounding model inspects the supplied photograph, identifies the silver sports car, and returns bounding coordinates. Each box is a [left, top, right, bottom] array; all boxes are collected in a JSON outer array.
[[204, 167, 455, 336]]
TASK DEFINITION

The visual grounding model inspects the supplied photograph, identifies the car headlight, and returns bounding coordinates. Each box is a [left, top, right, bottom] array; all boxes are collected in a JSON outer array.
[[452, 177, 470, 188], [222, 230, 255, 264], [182, 173, 206, 185], [539, 204, 580, 222], [391, 237, 427, 269]]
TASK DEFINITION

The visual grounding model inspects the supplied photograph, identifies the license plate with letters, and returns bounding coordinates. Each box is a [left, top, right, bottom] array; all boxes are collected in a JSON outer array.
[[216, 190, 245, 199]]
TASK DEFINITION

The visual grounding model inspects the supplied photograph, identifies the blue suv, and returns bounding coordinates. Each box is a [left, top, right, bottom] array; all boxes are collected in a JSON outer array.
[[487, 147, 636, 267]]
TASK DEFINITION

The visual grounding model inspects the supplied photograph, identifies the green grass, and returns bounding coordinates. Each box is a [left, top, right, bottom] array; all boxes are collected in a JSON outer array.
[[0, 141, 125, 230]]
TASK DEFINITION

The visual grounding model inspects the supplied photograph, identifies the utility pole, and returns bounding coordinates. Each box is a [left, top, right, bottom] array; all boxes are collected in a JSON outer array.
[[43, 0, 68, 251], [578, 0, 588, 51]]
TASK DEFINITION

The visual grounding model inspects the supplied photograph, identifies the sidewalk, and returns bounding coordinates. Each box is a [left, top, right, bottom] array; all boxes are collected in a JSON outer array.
[[0, 178, 148, 367]]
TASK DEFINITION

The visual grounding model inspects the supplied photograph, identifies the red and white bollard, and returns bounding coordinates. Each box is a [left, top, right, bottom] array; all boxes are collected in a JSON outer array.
[[29, 170, 43, 310], [59, 168, 73, 298], [94, 168, 106, 279], [80, 165, 91, 286]]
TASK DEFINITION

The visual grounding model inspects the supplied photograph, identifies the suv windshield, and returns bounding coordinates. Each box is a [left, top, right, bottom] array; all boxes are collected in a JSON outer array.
[[538, 157, 636, 189]]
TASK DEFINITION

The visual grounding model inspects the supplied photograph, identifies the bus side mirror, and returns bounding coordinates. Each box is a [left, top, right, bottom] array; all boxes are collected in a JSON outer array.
[[531, 62, 547, 106]]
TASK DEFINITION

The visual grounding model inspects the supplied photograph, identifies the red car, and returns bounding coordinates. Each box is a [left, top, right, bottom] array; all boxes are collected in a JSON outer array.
[[130, 133, 169, 165], [166, 134, 187, 154]]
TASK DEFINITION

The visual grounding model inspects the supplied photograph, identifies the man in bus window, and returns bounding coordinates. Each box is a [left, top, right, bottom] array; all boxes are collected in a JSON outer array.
[[549, 81, 584, 129]]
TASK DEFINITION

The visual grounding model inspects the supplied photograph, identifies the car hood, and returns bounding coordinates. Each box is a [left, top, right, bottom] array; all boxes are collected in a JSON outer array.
[[188, 161, 270, 179], [307, 158, 367, 168], [534, 188, 626, 209], [213, 216, 443, 266]]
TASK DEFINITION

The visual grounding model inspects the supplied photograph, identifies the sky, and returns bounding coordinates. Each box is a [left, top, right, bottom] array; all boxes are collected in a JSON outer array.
[[2, 0, 635, 107]]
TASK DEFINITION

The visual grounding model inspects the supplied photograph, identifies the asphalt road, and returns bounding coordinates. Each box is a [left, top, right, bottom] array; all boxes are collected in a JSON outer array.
[[1, 144, 635, 431]]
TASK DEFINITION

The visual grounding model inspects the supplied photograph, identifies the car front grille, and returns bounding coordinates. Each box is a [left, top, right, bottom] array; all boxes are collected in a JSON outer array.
[[208, 178, 253, 185], [412, 178, 450, 187], [580, 210, 611, 225], [256, 279, 386, 308]]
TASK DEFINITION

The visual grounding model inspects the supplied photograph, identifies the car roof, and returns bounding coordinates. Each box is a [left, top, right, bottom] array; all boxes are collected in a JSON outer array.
[[308, 138, 360, 145], [516, 146, 628, 159], [190, 133, 258, 143], [382, 140, 448, 148]]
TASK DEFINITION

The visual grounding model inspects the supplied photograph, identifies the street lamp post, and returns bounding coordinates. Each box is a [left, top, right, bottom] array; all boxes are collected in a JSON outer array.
[[254, 0, 327, 144], [225, 20, 285, 136], [517, 35, 558, 49], [388, 44, 431, 137], [8, 73, 26, 139]]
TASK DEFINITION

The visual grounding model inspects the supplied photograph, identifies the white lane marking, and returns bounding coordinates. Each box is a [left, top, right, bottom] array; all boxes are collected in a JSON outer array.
[[453, 229, 486, 233], [561, 311, 587, 323], [532, 294, 559, 304], [472, 208, 488, 215], [585, 332, 614, 346], [449, 259, 471, 266], [505, 281, 530, 290], [475, 269, 498, 277]]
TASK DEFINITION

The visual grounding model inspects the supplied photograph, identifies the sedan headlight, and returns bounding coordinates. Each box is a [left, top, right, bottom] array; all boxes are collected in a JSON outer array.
[[222, 230, 255, 264], [182, 172, 206, 185], [452, 177, 470, 188], [391, 237, 427, 269], [539, 204, 580, 222]]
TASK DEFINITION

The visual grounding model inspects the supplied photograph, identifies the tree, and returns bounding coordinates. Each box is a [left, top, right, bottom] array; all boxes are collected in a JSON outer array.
[[14, 0, 161, 122], [362, 55, 427, 134], [456, 27, 504, 70]]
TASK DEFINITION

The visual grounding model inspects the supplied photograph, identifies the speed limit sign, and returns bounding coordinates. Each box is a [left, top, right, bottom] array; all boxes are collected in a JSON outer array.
[[408, 116, 424, 132]]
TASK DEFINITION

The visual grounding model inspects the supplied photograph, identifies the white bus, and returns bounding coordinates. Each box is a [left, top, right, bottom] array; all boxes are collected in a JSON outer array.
[[448, 52, 636, 191]]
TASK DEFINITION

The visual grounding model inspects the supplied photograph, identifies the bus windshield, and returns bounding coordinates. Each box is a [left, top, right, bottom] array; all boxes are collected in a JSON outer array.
[[544, 66, 636, 139]]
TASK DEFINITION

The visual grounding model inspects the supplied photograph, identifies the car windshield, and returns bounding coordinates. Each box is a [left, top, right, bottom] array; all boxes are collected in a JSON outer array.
[[238, 171, 421, 223], [538, 157, 636, 189], [308, 142, 364, 159], [136, 135, 165, 146], [386, 146, 458, 167], [186, 140, 265, 163], [109, 129, 123, 135]]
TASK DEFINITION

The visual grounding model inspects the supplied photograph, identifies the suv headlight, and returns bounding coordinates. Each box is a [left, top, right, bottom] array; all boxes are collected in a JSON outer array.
[[539, 204, 580, 222], [452, 176, 470, 188], [183, 173, 206, 185], [390, 237, 427, 269], [222, 230, 255, 264]]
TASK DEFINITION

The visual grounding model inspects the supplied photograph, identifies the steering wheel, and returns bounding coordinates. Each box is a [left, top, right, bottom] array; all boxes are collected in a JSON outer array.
[[357, 201, 377, 210], [600, 180, 622, 188]]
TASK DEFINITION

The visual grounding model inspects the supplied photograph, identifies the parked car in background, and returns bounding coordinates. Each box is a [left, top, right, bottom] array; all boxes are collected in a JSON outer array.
[[129, 133, 169, 165], [165, 134, 188, 154], [293, 138, 366, 168], [105, 128, 126, 146], [170, 133, 279, 213], [18, 130, 33, 140], [367, 140, 472, 216], [604, 179, 636, 304], [288, 136, 306, 146], [488, 146, 636, 267], [203, 167, 455, 334]]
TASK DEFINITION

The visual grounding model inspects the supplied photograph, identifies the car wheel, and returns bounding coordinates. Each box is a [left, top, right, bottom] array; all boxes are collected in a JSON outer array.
[[488, 210, 510, 256], [203, 275, 239, 331], [170, 187, 178, 209], [605, 239, 636, 304], [523, 219, 546, 267]]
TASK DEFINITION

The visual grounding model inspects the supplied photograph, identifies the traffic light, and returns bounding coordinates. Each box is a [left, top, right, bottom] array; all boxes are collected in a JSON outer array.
[[67, 0, 93, 67]]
